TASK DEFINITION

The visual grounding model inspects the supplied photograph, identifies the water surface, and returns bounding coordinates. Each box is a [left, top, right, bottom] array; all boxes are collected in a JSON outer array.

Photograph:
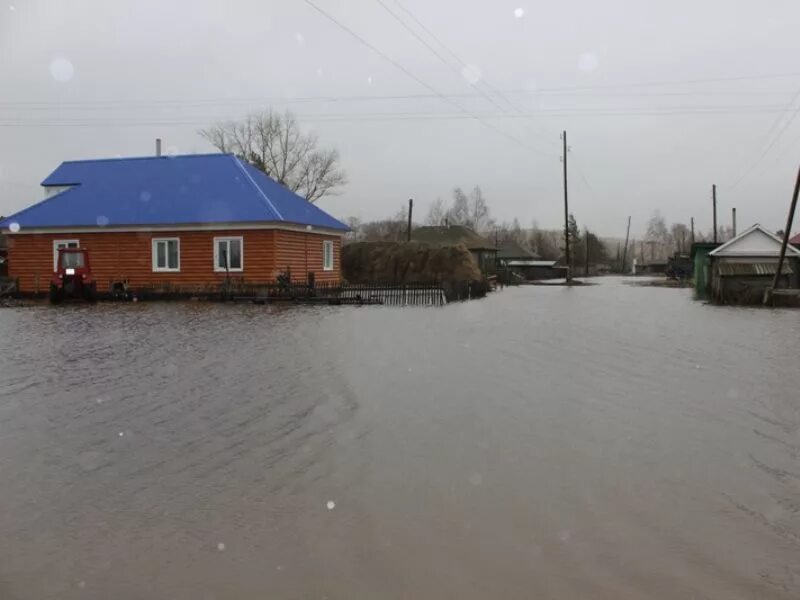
[[1, 279, 799, 599]]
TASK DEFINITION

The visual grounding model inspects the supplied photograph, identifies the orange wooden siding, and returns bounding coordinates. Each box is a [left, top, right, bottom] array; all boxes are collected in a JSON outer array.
[[7, 229, 342, 293], [273, 230, 341, 283]]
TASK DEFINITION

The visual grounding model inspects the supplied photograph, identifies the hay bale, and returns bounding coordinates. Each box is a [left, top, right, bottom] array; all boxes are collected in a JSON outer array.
[[342, 241, 482, 284]]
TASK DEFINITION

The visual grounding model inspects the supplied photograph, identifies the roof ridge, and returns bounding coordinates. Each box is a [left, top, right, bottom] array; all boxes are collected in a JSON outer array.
[[710, 223, 800, 256], [58, 153, 232, 166], [231, 156, 284, 221]]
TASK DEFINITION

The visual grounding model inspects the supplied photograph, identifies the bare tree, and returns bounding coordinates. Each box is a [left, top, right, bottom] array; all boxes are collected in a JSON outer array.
[[199, 110, 347, 203], [360, 204, 410, 242], [670, 223, 690, 253], [449, 187, 471, 226], [469, 186, 491, 232], [426, 197, 447, 225], [343, 216, 363, 243]]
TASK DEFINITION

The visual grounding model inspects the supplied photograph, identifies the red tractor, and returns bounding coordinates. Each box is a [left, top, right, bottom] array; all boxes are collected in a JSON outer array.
[[50, 247, 97, 303]]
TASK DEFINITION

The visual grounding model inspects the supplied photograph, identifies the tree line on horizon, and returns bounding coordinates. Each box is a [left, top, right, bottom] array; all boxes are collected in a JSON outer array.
[[199, 110, 745, 269], [343, 188, 611, 267]]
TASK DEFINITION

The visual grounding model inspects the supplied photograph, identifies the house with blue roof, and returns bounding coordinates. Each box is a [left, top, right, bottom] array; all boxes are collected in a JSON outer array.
[[0, 153, 349, 294]]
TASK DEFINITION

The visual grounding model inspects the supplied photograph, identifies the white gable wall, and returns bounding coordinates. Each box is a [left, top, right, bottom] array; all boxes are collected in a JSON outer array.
[[710, 224, 800, 258], [44, 185, 73, 198]]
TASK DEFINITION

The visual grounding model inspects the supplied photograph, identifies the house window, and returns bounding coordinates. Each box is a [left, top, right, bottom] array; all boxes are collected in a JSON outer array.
[[53, 239, 79, 271], [214, 236, 243, 272], [152, 238, 180, 272], [323, 240, 334, 271]]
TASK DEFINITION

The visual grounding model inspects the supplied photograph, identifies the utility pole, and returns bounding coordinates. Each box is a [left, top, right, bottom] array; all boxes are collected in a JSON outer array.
[[585, 228, 590, 277], [712, 184, 718, 244], [769, 163, 800, 300], [621, 216, 631, 273], [406, 198, 413, 242], [562, 131, 571, 280], [732, 207, 737, 238], [690, 217, 695, 245]]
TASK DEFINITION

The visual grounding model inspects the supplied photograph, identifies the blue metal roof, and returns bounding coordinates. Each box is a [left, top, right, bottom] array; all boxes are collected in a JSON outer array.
[[1, 153, 348, 231]]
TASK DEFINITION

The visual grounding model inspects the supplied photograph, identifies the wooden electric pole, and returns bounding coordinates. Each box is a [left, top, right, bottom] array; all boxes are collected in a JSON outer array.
[[690, 217, 695, 245], [562, 131, 571, 280], [769, 164, 800, 298], [407, 198, 413, 242], [712, 184, 718, 243], [732, 207, 737, 238], [621, 216, 631, 273], [585, 228, 590, 277]]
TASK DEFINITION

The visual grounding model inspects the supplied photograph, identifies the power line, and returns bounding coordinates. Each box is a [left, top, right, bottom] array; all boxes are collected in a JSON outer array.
[[302, 0, 533, 151], [387, 0, 515, 112], [1, 105, 797, 128], [2, 75, 798, 109], [727, 86, 800, 189], [373, 0, 508, 114], [388, 0, 557, 143], [569, 150, 596, 197]]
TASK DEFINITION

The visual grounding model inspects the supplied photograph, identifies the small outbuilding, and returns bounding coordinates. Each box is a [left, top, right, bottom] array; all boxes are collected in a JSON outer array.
[[708, 224, 800, 304]]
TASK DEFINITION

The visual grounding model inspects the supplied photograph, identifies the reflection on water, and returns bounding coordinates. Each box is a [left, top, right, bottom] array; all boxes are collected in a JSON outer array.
[[1, 279, 799, 599]]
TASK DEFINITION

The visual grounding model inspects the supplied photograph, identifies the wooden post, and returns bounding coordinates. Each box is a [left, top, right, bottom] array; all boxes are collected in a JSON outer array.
[[621, 216, 631, 273], [732, 207, 737, 238], [562, 131, 571, 281], [712, 184, 718, 244], [768, 163, 800, 299], [407, 198, 413, 242], [690, 217, 695, 245], [585, 229, 590, 277]]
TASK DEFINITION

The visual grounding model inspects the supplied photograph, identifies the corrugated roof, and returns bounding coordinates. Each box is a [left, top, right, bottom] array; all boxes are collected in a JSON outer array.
[[410, 225, 496, 250], [0, 154, 348, 231], [790, 232, 800, 245], [497, 239, 541, 260], [506, 260, 558, 267], [718, 262, 794, 276]]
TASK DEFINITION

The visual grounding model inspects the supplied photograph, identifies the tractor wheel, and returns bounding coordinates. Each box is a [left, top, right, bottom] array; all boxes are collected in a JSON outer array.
[[49, 285, 63, 304]]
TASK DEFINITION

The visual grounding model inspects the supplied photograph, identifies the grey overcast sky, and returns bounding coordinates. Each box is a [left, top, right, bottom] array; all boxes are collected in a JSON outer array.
[[1, 0, 800, 237]]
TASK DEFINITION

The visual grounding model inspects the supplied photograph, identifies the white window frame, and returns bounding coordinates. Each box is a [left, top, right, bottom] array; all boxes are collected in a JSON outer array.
[[151, 237, 181, 272], [53, 239, 79, 271], [322, 240, 334, 271], [213, 236, 244, 272]]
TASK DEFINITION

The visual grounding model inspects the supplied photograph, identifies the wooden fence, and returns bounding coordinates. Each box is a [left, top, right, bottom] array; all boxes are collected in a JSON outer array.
[[229, 280, 447, 307]]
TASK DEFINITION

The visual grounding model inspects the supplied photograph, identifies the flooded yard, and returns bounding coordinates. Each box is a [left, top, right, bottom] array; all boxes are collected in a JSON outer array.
[[1, 278, 799, 599]]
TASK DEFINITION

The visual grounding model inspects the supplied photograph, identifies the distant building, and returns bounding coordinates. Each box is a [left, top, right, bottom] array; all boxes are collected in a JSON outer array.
[[411, 225, 497, 274], [496, 239, 541, 265], [790, 232, 800, 248], [0, 154, 349, 295], [707, 223, 800, 304], [495, 239, 566, 279]]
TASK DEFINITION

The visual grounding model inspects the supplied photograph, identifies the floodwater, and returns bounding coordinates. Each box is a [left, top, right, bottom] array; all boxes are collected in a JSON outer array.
[[1, 278, 799, 599]]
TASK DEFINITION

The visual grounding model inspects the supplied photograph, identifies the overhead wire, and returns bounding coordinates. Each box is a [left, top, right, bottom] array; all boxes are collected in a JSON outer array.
[[388, 0, 560, 146], [373, 0, 508, 114], [726, 86, 800, 189], [2, 105, 797, 128], [302, 0, 534, 151], [1, 75, 798, 109]]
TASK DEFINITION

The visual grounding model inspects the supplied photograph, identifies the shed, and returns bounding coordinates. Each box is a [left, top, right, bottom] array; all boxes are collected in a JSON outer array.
[[708, 224, 800, 304], [496, 239, 541, 263], [690, 242, 720, 298]]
